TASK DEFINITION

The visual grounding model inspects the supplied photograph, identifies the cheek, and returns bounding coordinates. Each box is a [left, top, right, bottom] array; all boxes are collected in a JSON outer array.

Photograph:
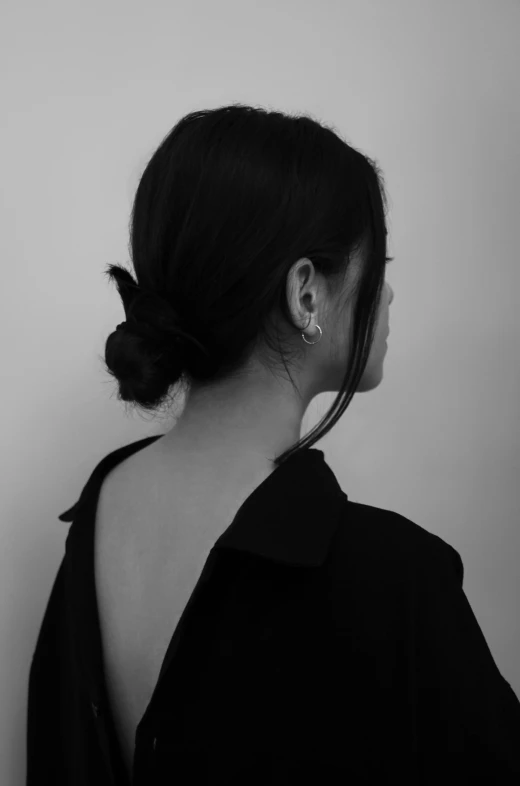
[[367, 326, 388, 366]]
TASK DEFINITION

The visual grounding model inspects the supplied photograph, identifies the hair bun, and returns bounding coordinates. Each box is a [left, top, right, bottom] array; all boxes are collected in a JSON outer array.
[[117, 314, 210, 364], [112, 275, 197, 355], [115, 317, 183, 349]]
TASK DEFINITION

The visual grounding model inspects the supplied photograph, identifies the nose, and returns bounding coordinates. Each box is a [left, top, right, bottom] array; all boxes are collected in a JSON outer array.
[[387, 282, 394, 305]]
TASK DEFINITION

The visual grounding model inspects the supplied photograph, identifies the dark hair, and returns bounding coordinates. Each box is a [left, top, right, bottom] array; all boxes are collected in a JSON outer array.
[[101, 102, 390, 466]]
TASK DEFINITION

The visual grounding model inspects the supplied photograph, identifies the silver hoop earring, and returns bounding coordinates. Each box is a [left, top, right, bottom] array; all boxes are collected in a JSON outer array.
[[301, 324, 322, 345]]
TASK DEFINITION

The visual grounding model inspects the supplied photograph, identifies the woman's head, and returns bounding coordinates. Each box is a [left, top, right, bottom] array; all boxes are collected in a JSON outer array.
[[102, 103, 393, 466]]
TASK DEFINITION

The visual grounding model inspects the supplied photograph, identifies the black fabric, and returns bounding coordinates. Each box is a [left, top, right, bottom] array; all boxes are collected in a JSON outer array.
[[26, 434, 520, 785]]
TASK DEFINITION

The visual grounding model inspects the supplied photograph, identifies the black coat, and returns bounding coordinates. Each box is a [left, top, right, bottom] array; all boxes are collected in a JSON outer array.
[[26, 435, 520, 784]]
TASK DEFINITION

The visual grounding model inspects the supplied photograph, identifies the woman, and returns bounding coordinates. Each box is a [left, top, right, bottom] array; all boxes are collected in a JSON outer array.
[[27, 103, 520, 785]]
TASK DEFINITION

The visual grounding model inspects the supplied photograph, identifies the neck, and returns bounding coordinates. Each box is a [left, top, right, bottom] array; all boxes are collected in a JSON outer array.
[[160, 374, 308, 465]]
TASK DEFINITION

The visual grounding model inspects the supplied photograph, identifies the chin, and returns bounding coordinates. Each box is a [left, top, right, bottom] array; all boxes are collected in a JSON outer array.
[[356, 363, 384, 393]]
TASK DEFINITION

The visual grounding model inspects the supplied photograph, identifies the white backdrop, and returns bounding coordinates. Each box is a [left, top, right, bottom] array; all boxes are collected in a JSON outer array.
[[2, 0, 519, 782]]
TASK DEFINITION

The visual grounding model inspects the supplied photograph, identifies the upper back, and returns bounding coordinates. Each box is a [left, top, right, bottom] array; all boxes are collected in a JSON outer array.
[[93, 439, 274, 779]]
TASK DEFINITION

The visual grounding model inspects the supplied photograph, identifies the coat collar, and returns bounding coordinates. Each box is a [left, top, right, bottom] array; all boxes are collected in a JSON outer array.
[[59, 434, 347, 567]]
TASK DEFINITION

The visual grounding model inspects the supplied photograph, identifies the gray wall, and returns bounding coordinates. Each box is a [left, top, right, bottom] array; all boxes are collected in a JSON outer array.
[[2, 0, 519, 782]]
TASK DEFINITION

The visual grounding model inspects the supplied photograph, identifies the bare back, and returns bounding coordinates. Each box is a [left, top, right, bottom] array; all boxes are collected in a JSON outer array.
[[93, 439, 273, 780]]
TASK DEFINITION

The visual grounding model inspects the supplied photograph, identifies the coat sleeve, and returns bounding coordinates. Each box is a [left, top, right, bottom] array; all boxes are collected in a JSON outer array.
[[412, 538, 520, 782], [26, 559, 69, 784]]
